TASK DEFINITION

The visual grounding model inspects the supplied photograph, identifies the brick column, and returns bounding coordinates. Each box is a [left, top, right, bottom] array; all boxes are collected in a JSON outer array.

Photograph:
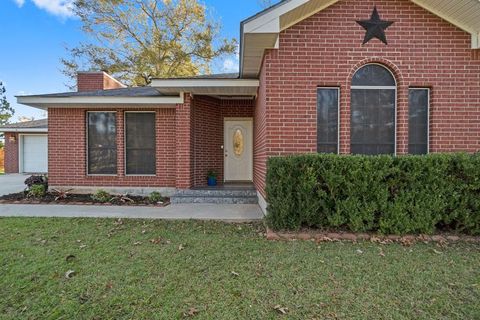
[[4, 133, 19, 173], [175, 93, 193, 189]]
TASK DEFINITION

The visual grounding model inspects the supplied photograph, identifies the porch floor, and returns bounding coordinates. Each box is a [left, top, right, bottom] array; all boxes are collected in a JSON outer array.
[[192, 182, 255, 191]]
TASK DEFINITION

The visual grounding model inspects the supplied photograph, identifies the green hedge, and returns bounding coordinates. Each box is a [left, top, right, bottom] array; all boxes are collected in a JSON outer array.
[[266, 153, 480, 235]]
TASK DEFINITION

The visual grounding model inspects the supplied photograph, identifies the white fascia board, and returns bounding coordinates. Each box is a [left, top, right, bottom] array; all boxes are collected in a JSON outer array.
[[150, 79, 260, 88], [17, 95, 184, 106], [0, 128, 48, 133], [243, 0, 309, 33], [245, 17, 280, 33], [472, 32, 480, 49]]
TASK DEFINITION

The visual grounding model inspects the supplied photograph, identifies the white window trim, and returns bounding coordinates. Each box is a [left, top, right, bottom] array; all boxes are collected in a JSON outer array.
[[317, 87, 341, 155], [86, 111, 118, 177], [350, 63, 398, 156], [124, 111, 157, 177], [409, 88, 431, 154]]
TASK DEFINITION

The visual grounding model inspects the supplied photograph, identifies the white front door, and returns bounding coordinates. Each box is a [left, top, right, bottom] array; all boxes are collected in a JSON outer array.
[[224, 119, 253, 181], [22, 135, 48, 173]]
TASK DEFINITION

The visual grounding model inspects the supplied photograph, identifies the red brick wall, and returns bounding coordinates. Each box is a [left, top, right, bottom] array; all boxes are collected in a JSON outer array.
[[77, 72, 125, 92], [4, 132, 18, 174], [192, 96, 222, 186], [254, 58, 268, 197], [192, 96, 255, 187], [48, 107, 176, 188], [176, 94, 194, 189], [256, 0, 480, 195], [47, 97, 254, 190]]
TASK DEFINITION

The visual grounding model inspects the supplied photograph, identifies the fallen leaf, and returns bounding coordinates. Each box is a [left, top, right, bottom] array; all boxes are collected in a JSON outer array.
[[231, 271, 240, 277], [142, 230, 147, 234], [150, 238, 162, 244], [178, 244, 185, 251], [133, 241, 142, 246], [65, 270, 76, 279], [433, 249, 443, 254], [79, 294, 89, 304], [274, 305, 288, 315], [379, 251, 386, 257], [79, 245, 87, 249], [185, 307, 199, 317], [356, 249, 364, 254]]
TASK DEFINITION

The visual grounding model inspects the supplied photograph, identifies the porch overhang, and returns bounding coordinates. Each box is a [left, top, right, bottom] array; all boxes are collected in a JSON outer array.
[[0, 128, 48, 133], [16, 95, 184, 110], [150, 79, 260, 96], [240, 0, 480, 78]]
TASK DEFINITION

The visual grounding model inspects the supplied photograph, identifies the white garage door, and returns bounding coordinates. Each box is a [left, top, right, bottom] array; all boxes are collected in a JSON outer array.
[[22, 135, 48, 173]]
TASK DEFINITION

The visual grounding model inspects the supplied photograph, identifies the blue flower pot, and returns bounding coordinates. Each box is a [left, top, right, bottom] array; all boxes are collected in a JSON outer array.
[[207, 177, 217, 186]]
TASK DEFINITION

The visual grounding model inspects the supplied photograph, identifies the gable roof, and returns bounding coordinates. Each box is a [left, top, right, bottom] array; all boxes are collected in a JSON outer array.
[[0, 119, 48, 132], [240, 0, 480, 78]]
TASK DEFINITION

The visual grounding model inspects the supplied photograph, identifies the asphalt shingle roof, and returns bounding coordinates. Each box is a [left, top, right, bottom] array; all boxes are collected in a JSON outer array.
[[24, 86, 164, 98], [0, 119, 48, 129]]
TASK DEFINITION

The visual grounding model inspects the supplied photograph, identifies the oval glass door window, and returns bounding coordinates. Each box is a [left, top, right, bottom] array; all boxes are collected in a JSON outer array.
[[233, 129, 244, 156]]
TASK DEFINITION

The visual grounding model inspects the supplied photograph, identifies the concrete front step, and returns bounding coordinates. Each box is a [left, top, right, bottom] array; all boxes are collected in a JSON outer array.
[[171, 196, 258, 204], [171, 188, 258, 204], [175, 189, 257, 197]]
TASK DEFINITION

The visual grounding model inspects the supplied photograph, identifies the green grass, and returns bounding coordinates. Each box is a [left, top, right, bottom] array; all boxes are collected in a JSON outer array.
[[1, 218, 479, 319]]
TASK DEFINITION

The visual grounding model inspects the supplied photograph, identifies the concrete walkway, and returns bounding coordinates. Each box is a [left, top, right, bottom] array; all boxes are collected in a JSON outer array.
[[0, 203, 264, 221]]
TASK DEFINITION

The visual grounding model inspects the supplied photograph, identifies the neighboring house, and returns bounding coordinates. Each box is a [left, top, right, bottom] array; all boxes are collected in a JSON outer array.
[[16, 0, 480, 212], [0, 119, 48, 174]]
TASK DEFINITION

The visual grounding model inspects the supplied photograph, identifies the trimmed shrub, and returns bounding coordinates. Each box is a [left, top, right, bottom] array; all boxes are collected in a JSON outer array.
[[28, 184, 46, 198], [148, 191, 164, 204], [91, 190, 112, 203], [266, 153, 480, 235]]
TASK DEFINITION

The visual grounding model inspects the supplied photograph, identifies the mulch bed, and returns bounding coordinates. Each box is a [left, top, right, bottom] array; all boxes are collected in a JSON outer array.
[[266, 229, 480, 245], [0, 192, 170, 207]]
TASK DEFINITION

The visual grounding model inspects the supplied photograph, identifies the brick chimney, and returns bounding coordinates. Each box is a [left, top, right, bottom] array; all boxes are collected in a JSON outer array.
[[77, 71, 126, 92]]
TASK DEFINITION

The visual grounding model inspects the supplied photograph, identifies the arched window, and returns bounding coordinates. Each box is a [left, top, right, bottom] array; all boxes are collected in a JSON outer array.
[[351, 64, 396, 155]]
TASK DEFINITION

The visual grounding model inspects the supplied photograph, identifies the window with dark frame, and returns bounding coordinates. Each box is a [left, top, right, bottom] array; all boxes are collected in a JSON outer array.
[[87, 112, 117, 175], [125, 112, 156, 175], [409, 88, 429, 155], [317, 87, 339, 154], [351, 64, 396, 155]]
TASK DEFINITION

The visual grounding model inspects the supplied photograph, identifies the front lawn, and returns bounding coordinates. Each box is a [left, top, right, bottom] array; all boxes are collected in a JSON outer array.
[[1, 218, 479, 319]]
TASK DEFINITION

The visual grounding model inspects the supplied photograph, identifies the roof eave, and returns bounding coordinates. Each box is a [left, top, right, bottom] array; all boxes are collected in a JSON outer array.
[[16, 95, 185, 110], [0, 128, 48, 133], [150, 78, 260, 96]]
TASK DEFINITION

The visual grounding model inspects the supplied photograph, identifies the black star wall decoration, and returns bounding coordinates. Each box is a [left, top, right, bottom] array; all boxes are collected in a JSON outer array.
[[356, 7, 394, 45]]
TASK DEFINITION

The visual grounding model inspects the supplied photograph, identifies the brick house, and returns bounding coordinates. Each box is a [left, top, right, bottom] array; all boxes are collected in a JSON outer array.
[[16, 0, 480, 213], [0, 119, 48, 174]]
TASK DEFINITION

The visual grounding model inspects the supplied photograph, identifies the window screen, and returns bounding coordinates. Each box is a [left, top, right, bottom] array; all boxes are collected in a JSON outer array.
[[87, 112, 117, 175], [317, 88, 339, 153], [409, 89, 429, 155], [125, 112, 156, 175], [351, 64, 396, 155]]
